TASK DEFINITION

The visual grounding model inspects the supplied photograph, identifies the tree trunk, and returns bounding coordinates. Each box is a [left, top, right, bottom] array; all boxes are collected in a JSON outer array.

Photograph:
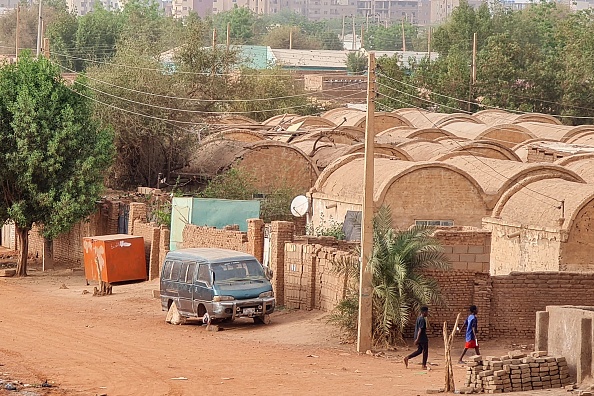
[[15, 226, 30, 277]]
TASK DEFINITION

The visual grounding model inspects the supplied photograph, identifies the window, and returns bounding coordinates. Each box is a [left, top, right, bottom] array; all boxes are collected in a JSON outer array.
[[415, 220, 454, 227], [185, 263, 196, 283], [197, 264, 211, 285], [171, 261, 182, 281], [179, 262, 188, 282], [163, 260, 173, 279], [211, 260, 265, 283]]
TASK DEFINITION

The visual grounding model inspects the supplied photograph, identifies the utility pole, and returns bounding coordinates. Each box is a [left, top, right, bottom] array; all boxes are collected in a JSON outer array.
[[36, 0, 42, 57], [212, 28, 217, 48], [366, 12, 369, 31], [289, 27, 293, 49], [226, 22, 230, 51], [469, 32, 477, 112], [357, 52, 375, 354], [471, 32, 477, 84], [401, 20, 406, 51], [352, 16, 356, 50], [361, 25, 364, 49], [341, 15, 346, 43], [428, 27, 432, 61], [15, 5, 19, 62]]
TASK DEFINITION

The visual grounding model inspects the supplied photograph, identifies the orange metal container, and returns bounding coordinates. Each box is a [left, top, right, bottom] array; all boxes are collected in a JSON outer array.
[[83, 234, 147, 283]]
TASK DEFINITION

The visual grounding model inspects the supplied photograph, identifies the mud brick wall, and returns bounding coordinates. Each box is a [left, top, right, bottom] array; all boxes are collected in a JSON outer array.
[[132, 219, 160, 280], [526, 146, 563, 163], [401, 269, 490, 338], [269, 221, 294, 307], [433, 228, 491, 273], [181, 224, 250, 253], [283, 241, 356, 311], [158, 227, 170, 277], [489, 272, 594, 338]]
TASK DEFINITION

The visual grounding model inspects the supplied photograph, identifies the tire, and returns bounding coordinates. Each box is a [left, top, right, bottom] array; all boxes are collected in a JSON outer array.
[[253, 314, 270, 325], [165, 302, 186, 325]]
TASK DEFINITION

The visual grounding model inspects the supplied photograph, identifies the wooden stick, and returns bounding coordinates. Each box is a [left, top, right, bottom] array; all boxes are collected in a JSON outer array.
[[443, 312, 462, 392]]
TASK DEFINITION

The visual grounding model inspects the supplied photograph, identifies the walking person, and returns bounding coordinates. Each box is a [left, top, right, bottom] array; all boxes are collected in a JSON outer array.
[[404, 306, 429, 370], [458, 305, 480, 364]]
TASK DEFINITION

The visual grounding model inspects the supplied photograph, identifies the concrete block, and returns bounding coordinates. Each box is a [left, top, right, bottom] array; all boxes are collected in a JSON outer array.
[[535, 312, 549, 353]]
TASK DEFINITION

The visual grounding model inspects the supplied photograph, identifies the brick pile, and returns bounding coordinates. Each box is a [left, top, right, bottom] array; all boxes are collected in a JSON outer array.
[[461, 351, 571, 394]]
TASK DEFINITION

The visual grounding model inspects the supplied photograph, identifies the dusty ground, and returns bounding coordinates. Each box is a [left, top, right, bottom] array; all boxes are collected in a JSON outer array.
[[0, 262, 577, 396]]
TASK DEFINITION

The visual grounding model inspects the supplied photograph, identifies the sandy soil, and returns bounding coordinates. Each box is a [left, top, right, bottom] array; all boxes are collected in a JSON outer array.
[[0, 264, 570, 396]]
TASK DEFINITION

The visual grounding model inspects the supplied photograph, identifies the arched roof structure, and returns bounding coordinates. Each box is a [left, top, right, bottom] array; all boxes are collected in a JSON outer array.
[[441, 122, 535, 147], [182, 140, 319, 192], [515, 122, 594, 142], [435, 140, 522, 161], [262, 113, 300, 126], [376, 127, 454, 141], [566, 131, 594, 145], [288, 116, 337, 129], [313, 154, 488, 227], [309, 143, 412, 169], [474, 110, 562, 126], [511, 139, 559, 162], [444, 155, 583, 208], [555, 154, 594, 183], [202, 129, 267, 143], [394, 109, 483, 128], [396, 140, 450, 161], [291, 129, 363, 144], [493, 178, 594, 231], [322, 108, 413, 132]]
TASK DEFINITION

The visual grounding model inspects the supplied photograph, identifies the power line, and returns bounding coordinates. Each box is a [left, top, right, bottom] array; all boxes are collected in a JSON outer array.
[[57, 62, 365, 103]]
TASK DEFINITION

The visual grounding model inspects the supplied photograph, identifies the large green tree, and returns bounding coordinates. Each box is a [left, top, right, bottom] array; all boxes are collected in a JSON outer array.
[[0, 53, 114, 276]]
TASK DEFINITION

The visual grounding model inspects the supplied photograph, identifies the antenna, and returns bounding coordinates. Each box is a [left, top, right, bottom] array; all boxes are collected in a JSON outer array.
[[290, 195, 309, 217]]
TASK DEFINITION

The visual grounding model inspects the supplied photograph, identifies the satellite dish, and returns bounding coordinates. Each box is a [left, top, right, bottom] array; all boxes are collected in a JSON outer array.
[[290, 195, 309, 217]]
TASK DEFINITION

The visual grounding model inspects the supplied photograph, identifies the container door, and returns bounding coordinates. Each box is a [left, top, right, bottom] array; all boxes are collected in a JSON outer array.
[[178, 262, 196, 315]]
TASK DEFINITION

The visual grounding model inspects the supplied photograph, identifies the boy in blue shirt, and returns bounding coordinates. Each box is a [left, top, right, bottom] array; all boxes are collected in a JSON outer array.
[[458, 305, 480, 364]]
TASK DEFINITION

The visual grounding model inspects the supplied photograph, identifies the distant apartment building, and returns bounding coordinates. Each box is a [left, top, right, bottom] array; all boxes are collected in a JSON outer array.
[[0, 0, 18, 15], [66, 0, 126, 15]]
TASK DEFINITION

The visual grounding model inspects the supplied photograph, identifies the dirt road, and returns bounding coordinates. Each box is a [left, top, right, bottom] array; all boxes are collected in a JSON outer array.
[[0, 269, 568, 396]]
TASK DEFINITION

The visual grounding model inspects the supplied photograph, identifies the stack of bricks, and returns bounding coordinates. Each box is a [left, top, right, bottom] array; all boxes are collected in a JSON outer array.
[[461, 351, 572, 394]]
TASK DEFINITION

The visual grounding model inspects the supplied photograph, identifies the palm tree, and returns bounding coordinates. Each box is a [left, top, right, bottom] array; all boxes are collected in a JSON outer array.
[[330, 206, 450, 346]]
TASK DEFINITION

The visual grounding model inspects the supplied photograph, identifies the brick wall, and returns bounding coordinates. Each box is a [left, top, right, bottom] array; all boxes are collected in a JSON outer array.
[[489, 272, 594, 338], [433, 227, 491, 272], [132, 219, 161, 280]]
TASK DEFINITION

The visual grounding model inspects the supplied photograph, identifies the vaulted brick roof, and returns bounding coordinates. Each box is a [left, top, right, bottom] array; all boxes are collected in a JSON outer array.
[[443, 155, 583, 199], [376, 127, 454, 141], [493, 178, 594, 230], [396, 140, 450, 161], [322, 108, 412, 132], [516, 122, 594, 142], [393, 109, 483, 128], [475, 109, 562, 126], [555, 154, 594, 183]]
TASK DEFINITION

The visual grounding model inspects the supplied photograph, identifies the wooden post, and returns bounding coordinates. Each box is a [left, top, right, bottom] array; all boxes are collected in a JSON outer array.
[[15, 5, 19, 62], [352, 16, 356, 50], [212, 28, 217, 48], [43, 37, 49, 59], [443, 313, 462, 392], [289, 27, 293, 49], [401, 20, 406, 51], [357, 52, 375, 353], [366, 12, 369, 30], [226, 22, 230, 50]]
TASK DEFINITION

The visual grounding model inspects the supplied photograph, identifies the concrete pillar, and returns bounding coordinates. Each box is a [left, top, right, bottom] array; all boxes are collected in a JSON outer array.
[[578, 317, 592, 383], [42, 237, 54, 271], [269, 221, 294, 306], [535, 311, 549, 352], [247, 218, 264, 263]]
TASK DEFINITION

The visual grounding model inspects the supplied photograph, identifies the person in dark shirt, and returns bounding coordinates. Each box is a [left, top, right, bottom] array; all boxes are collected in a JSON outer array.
[[404, 306, 429, 370], [458, 305, 480, 364]]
